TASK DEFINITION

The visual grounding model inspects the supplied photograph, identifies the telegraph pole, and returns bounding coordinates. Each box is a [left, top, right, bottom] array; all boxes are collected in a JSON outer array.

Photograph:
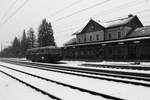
[[1, 43, 2, 52]]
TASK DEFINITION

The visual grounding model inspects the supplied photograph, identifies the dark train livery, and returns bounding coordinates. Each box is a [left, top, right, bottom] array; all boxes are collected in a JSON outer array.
[[26, 46, 62, 62], [62, 14, 150, 61]]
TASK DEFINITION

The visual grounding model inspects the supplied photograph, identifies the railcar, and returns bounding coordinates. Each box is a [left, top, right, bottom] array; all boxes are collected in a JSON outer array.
[[26, 46, 63, 62]]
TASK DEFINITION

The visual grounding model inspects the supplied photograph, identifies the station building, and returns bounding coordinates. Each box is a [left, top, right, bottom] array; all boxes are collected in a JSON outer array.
[[62, 14, 150, 61]]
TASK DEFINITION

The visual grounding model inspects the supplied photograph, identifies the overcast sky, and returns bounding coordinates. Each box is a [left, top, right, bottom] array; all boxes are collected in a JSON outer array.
[[0, 0, 150, 49]]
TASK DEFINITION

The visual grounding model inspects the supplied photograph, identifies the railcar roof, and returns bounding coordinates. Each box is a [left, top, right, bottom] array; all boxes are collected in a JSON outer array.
[[27, 46, 58, 51]]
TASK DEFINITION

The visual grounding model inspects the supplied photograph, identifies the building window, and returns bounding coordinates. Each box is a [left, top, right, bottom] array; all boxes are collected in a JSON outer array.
[[78, 38, 80, 43], [96, 34, 99, 40], [118, 32, 121, 39], [109, 33, 111, 40], [84, 37, 86, 42], [90, 36, 92, 41]]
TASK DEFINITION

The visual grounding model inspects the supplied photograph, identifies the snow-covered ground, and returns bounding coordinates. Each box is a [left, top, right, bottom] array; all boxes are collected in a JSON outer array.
[[0, 63, 108, 100], [0, 72, 50, 100], [0, 61, 150, 100], [5, 57, 150, 67], [13, 58, 150, 75], [60, 60, 150, 67]]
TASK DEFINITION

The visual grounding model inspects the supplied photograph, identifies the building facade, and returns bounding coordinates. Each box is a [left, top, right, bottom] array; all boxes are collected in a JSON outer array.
[[62, 15, 150, 61]]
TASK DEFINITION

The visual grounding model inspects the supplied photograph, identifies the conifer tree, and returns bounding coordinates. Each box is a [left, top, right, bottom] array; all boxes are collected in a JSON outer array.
[[20, 30, 28, 56], [38, 19, 56, 47], [12, 37, 21, 57], [27, 27, 36, 48]]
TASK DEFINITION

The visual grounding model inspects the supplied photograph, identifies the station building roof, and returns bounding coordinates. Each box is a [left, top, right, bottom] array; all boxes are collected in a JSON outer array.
[[128, 25, 150, 38], [72, 14, 142, 36], [101, 15, 135, 28], [63, 38, 77, 46]]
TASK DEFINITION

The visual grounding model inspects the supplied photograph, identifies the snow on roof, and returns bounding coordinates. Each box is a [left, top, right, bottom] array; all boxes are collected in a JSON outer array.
[[72, 27, 84, 35], [94, 15, 135, 28], [72, 19, 104, 35], [64, 38, 77, 46], [27, 46, 58, 51], [128, 25, 150, 37], [103, 15, 135, 28], [72, 14, 136, 35]]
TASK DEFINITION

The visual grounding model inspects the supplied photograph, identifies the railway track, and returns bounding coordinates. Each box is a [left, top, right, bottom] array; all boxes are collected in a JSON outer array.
[[0, 70, 60, 100], [0, 63, 123, 100], [1, 59, 150, 99], [82, 63, 150, 71], [1, 59, 150, 87], [0, 59, 150, 91]]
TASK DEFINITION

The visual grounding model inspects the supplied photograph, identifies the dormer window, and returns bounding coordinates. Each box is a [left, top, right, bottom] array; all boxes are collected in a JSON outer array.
[[91, 26, 94, 29], [88, 26, 94, 32]]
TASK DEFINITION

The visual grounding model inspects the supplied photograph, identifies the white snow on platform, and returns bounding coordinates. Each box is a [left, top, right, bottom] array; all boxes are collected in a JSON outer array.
[[60, 60, 150, 67], [4, 57, 150, 67], [0, 72, 50, 100], [0, 61, 150, 100], [16, 59, 150, 74]]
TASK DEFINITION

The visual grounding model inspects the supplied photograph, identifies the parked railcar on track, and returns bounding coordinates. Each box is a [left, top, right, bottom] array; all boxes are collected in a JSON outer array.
[[26, 46, 63, 62]]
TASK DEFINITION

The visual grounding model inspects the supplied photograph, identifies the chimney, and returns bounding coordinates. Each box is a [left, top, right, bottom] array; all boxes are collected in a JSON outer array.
[[128, 14, 133, 17]]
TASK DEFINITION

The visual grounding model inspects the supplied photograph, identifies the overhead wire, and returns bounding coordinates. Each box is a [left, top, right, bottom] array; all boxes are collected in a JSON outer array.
[[55, 0, 149, 29], [53, 0, 111, 22], [48, 0, 85, 18], [52, 0, 147, 25], [21, 0, 85, 29], [1, 0, 150, 35], [0, 0, 18, 22], [54, 9, 150, 35], [53, 0, 150, 33], [2, 0, 30, 25], [25, 0, 111, 32], [94, 0, 145, 18]]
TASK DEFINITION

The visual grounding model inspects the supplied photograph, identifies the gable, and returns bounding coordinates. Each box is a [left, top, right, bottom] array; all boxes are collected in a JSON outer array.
[[126, 16, 143, 29], [80, 19, 104, 34]]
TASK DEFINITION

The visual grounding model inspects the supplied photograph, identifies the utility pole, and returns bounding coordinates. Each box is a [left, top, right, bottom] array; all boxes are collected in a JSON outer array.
[[1, 43, 2, 52]]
